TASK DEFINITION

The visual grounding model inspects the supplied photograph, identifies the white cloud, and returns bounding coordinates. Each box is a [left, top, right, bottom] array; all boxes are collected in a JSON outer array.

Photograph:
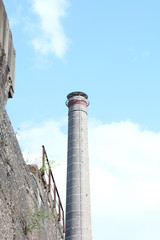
[[89, 120, 160, 212], [18, 118, 67, 164], [17, 118, 67, 203], [89, 120, 160, 239], [29, 0, 71, 58], [17, 118, 160, 239]]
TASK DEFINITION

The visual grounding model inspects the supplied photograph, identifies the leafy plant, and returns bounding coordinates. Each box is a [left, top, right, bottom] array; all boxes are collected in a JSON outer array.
[[27, 207, 50, 233], [40, 156, 56, 172]]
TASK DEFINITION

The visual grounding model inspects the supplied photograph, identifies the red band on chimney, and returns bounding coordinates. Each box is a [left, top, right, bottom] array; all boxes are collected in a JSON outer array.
[[68, 99, 87, 107]]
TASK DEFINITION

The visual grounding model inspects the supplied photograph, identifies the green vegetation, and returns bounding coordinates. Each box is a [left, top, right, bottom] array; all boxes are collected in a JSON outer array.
[[40, 156, 56, 172], [26, 207, 50, 233], [0, 136, 7, 145]]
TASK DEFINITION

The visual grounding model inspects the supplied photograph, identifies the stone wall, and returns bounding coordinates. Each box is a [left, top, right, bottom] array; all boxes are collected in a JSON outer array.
[[0, 0, 16, 122], [0, 1, 65, 239], [0, 110, 64, 240]]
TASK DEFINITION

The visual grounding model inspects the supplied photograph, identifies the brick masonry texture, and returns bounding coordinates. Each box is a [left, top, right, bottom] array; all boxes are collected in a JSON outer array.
[[65, 93, 92, 240]]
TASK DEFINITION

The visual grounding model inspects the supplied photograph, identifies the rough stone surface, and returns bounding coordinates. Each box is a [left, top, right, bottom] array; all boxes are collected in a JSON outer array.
[[0, 0, 16, 122], [0, 1, 64, 239], [0, 110, 64, 240]]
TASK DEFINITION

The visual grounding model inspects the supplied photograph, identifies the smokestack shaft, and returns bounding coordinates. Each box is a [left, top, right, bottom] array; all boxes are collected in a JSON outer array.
[[65, 92, 92, 240]]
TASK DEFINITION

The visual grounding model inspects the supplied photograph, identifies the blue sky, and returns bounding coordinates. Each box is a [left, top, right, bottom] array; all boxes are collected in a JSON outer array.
[[4, 0, 160, 131], [3, 0, 160, 239]]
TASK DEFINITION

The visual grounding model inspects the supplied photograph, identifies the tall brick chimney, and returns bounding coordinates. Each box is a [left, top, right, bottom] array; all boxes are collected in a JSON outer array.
[[65, 91, 92, 240]]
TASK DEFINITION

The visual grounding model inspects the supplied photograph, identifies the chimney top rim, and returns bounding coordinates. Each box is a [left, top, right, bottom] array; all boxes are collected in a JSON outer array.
[[67, 91, 88, 100]]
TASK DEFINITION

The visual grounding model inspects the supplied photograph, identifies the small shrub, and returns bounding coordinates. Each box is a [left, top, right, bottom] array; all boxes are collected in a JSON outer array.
[[27, 207, 50, 233]]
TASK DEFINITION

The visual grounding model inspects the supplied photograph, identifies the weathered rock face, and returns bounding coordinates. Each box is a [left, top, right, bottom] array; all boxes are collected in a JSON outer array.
[[0, 0, 16, 122], [0, 1, 65, 239], [0, 110, 64, 240]]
